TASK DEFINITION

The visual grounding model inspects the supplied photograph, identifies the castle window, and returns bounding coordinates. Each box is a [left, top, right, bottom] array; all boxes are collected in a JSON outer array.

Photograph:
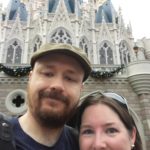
[[119, 41, 130, 65], [99, 42, 113, 64], [33, 37, 42, 52], [6, 41, 22, 64], [50, 28, 72, 44], [5, 89, 27, 115], [79, 38, 88, 56], [99, 47, 106, 64]]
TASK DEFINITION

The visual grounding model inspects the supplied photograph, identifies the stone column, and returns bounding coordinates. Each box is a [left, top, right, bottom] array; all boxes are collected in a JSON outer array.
[[138, 94, 150, 150], [127, 60, 150, 150]]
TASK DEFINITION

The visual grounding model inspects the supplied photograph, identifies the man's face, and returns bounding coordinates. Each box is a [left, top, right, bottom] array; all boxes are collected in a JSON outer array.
[[27, 53, 84, 128]]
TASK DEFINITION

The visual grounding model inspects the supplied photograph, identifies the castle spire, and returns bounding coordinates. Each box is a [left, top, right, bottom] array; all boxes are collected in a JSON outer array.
[[93, 0, 107, 10]]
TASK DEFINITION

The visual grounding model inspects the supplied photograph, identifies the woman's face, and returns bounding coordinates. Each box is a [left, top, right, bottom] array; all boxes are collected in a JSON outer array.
[[79, 104, 136, 150]]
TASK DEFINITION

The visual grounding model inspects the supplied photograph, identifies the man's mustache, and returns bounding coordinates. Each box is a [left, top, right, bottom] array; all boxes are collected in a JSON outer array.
[[39, 90, 69, 105]]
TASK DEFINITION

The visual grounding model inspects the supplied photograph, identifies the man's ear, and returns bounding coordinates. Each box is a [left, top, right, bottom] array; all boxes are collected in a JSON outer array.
[[28, 71, 33, 81]]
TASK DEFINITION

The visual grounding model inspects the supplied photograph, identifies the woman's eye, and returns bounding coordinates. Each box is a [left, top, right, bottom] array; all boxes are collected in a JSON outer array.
[[81, 129, 94, 135], [65, 76, 76, 82], [106, 128, 118, 134]]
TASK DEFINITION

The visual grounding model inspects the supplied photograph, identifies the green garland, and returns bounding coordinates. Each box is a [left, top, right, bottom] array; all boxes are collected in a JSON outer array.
[[91, 64, 124, 79], [0, 63, 31, 77], [0, 63, 124, 79]]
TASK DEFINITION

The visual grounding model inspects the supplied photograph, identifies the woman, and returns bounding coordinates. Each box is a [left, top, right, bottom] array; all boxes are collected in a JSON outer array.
[[76, 90, 143, 150]]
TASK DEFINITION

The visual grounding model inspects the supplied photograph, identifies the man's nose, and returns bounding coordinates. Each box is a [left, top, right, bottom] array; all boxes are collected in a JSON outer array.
[[49, 76, 65, 92]]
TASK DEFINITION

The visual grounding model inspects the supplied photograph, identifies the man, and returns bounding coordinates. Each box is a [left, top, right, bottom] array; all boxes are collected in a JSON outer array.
[[10, 43, 91, 150]]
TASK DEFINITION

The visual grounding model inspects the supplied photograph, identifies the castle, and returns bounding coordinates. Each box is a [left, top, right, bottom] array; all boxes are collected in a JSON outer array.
[[0, 0, 150, 149]]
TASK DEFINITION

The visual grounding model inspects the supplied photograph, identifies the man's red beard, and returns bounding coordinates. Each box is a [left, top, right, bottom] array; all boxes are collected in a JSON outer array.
[[27, 87, 78, 128]]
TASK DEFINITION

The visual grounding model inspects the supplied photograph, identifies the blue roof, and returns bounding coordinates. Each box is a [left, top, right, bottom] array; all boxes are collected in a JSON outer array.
[[9, 0, 27, 21], [96, 0, 113, 23], [68, 0, 75, 13], [48, 0, 57, 12], [48, 0, 82, 14], [8, 0, 83, 21]]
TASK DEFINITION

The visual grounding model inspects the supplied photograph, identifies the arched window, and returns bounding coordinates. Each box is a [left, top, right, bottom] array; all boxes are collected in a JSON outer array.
[[119, 41, 130, 65], [99, 42, 113, 64], [50, 28, 72, 44], [6, 41, 22, 64], [79, 38, 88, 56], [33, 37, 42, 52]]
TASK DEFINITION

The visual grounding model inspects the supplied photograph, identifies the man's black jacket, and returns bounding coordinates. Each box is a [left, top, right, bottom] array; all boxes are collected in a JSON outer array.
[[0, 113, 16, 150]]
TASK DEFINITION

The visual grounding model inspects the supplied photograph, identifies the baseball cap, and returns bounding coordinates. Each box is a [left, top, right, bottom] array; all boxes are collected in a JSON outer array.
[[30, 43, 92, 81]]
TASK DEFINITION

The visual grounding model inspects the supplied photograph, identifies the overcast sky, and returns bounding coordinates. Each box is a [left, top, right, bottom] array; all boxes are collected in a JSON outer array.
[[112, 0, 150, 40], [0, 0, 150, 40]]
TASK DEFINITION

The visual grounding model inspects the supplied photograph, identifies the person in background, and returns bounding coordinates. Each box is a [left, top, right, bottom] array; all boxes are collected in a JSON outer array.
[[76, 90, 143, 150], [10, 43, 91, 150]]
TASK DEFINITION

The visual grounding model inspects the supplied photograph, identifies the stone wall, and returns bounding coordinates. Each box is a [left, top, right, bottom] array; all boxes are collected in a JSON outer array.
[[84, 76, 142, 118], [0, 74, 149, 149]]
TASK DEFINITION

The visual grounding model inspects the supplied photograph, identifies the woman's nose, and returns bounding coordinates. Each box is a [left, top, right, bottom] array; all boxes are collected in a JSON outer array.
[[93, 134, 107, 149]]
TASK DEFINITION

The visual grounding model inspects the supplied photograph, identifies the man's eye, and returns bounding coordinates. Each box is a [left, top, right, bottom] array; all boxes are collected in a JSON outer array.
[[42, 72, 53, 77]]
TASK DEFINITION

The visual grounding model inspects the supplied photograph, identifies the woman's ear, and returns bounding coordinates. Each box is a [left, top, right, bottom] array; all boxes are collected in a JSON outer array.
[[131, 127, 136, 145]]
